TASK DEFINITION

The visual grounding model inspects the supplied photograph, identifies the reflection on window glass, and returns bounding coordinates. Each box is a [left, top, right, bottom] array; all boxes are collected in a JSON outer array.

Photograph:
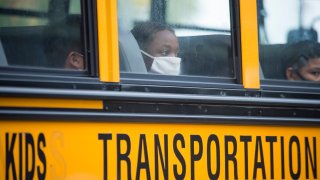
[[0, 0, 48, 12], [0, 0, 48, 27], [258, 0, 320, 82], [167, 0, 230, 36], [0, 0, 85, 71], [118, 0, 234, 78], [69, 0, 81, 14]]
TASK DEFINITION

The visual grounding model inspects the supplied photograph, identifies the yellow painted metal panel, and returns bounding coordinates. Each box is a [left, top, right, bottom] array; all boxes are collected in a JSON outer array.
[[97, 0, 120, 82], [1, 121, 319, 179], [239, 0, 260, 89], [0, 97, 103, 109]]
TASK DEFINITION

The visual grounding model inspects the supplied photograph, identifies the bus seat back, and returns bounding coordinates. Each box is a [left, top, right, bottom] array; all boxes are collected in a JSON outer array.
[[179, 34, 233, 77], [259, 44, 287, 79], [0, 39, 8, 66], [119, 30, 147, 73], [0, 26, 47, 67]]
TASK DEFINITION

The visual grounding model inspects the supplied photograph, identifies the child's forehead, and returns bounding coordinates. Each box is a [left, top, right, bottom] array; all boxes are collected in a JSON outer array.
[[150, 30, 177, 43]]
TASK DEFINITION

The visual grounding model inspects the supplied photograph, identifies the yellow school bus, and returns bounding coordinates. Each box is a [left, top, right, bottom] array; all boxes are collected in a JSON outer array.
[[0, 0, 320, 179]]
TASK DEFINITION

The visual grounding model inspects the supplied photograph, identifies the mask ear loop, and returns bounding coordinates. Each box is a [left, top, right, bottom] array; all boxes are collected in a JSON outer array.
[[140, 50, 154, 59]]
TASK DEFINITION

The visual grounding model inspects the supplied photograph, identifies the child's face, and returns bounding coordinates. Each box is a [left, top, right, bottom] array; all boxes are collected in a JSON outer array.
[[295, 57, 320, 81], [146, 30, 179, 58], [143, 30, 179, 71]]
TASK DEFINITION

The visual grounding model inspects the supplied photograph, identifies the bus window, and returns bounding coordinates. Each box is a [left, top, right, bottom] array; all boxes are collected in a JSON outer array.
[[118, 0, 234, 78], [0, 0, 85, 70], [258, 0, 320, 82]]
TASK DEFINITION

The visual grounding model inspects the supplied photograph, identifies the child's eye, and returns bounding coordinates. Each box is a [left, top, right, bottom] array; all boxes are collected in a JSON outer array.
[[161, 49, 169, 56], [311, 71, 320, 76]]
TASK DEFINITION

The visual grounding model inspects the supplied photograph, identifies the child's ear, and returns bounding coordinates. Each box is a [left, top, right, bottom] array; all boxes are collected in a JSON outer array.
[[65, 51, 84, 70], [286, 67, 296, 80]]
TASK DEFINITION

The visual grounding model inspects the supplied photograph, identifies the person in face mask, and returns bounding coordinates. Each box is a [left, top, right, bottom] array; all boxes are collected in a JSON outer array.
[[282, 41, 320, 82], [131, 22, 181, 75]]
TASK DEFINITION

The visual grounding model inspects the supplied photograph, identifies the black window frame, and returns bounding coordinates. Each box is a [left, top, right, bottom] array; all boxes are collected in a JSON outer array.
[[0, 0, 103, 90]]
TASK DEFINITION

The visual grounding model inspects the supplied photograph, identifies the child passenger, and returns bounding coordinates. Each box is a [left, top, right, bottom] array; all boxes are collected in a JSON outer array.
[[131, 22, 181, 75], [283, 41, 320, 82], [43, 24, 84, 70]]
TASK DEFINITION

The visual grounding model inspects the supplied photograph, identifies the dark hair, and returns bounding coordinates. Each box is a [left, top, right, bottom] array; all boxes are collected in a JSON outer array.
[[131, 21, 175, 50], [43, 22, 83, 68], [282, 40, 320, 76]]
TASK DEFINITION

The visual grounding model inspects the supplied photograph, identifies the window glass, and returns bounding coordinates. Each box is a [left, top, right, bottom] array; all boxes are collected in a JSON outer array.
[[0, 0, 85, 71], [118, 0, 234, 78], [0, 0, 48, 27], [166, 0, 230, 36], [0, 0, 48, 11], [69, 0, 81, 14], [258, 0, 320, 82]]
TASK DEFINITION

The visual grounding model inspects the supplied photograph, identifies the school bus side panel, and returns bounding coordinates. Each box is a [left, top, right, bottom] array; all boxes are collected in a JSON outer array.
[[1, 121, 319, 180]]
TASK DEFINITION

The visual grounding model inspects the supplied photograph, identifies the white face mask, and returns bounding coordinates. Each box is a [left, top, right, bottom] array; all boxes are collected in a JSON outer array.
[[141, 50, 181, 75]]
